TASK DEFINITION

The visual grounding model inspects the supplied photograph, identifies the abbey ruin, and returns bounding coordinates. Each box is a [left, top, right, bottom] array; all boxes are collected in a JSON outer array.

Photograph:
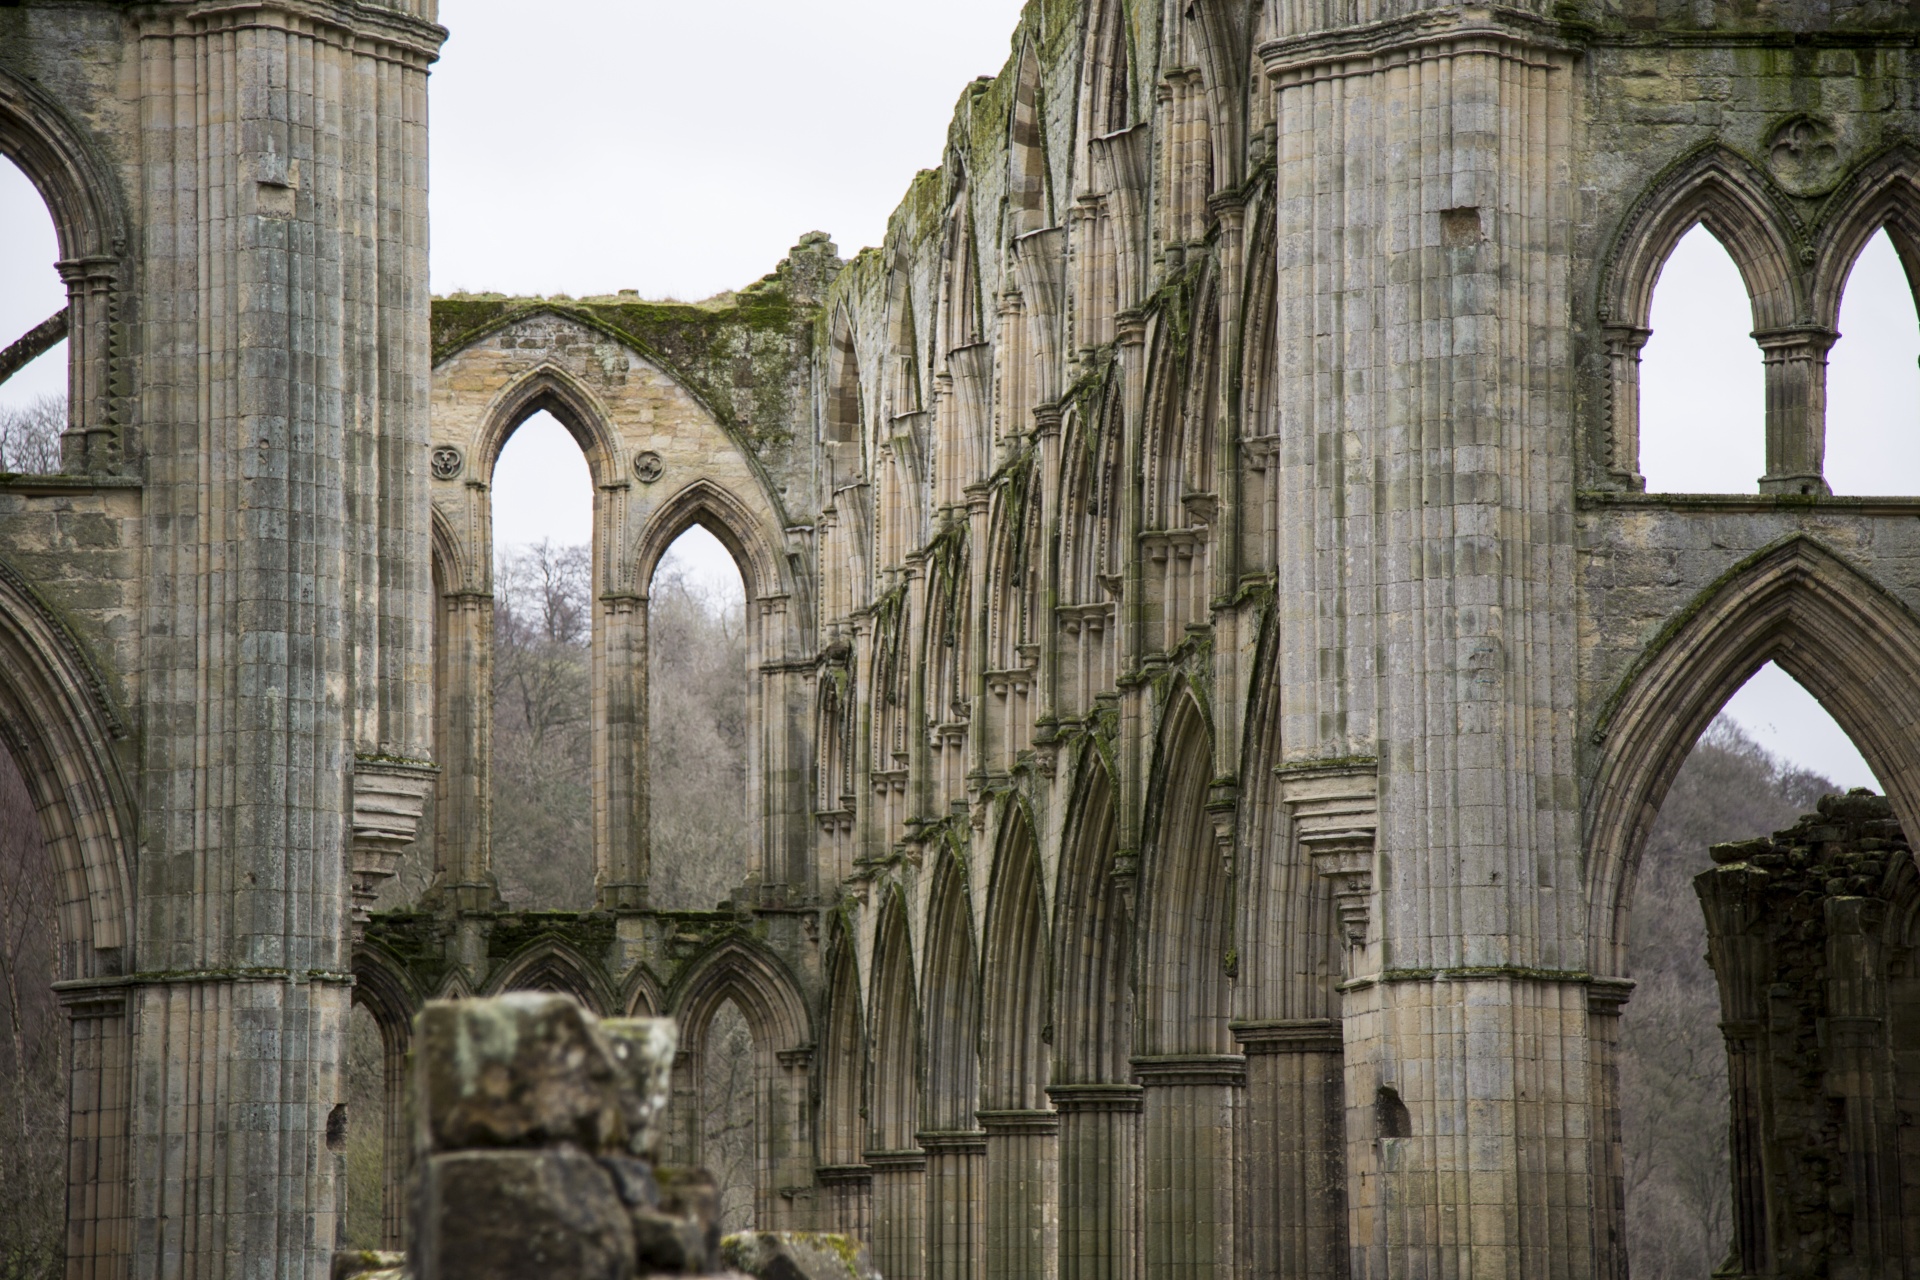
[[2, 0, 1920, 1275]]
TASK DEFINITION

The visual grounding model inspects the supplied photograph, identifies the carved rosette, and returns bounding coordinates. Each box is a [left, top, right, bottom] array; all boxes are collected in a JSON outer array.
[[1277, 762, 1380, 950], [349, 756, 437, 925]]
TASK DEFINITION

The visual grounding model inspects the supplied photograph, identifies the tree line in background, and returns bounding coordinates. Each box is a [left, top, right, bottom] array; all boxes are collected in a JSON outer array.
[[0, 396, 1867, 1266]]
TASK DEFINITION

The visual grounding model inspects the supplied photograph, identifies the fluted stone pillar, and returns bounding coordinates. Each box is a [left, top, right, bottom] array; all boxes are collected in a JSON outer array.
[[1234, 1021, 1345, 1279], [598, 594, 647, 908], [1756, 326, 1837, 495], [1048, 1084, 1140, 1280], [979, 1110, 1057, 1280], [818, 1164, 873, 1242], [1134, 1057, 1242, 1280], [127, 5, 444, 1276], [868, 1148, 928, 1280], [921, 1130, 986, 1280]]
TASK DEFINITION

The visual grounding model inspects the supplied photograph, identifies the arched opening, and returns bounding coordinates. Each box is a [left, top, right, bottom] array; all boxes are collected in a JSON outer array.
[[341, 1002, 388, 1252], [0, 743, 64, 1276], [489, 410, 596, 909], [1639, 225, 1766, 494], [0, 155, 68, 474], [817, 937, 871, 1238], [1618, 675, 1867, 1278], [1823, 229, 1920, 495], [646, 523, 749, 911], [698, 997, 759, 1235], [1587, 540, 1920, 1277]]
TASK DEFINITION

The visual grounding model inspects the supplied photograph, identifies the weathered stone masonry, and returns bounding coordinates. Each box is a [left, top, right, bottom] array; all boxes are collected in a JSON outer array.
[[3, 0, 1920, 1277]]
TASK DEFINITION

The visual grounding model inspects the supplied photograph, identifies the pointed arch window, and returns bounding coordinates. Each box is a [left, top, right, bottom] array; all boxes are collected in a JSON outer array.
[[1823, 229, 1920, 495], [0, 157, 69, 473]]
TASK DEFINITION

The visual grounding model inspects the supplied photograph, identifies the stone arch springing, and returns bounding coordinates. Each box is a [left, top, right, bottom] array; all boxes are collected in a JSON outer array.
[[0, 69, 128, 470], [349, 946, 421, 1251], [1585, 536, 1920, 980], [866, 887, 926, 1280], [666, 937, 814, 1230], [1810, 146, 1920, 332]]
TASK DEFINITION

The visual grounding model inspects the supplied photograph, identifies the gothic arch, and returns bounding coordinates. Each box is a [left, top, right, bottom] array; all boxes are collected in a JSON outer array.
[[429, 503, 473, 598], [981, 803, 1050, 1110], [1082, 0, 1136, 141], [867, 888, 922, 1153], [1007, 40, 1050, 240], [0, 69, 128, 463], [1052, 742, 1131, 1084], [622, 965, 664, 1018], [1586, 536, 1920, 976], [818, 925, 868, 1169], [1809, 144, 1920, 330], [1603, 145, 1804, 333], [826, 304, 865, 446], [0, 71, 125, 261], [486, 938, 615, 1016], [668, 937, 812, 1056], [631, 476, 787, 607], [474, 360, 622, 489], [350, 945, 420, 1249], [0, 558, 132, 975], [1137, 682, 1232, 1056], [921, 844, 982, 1133]]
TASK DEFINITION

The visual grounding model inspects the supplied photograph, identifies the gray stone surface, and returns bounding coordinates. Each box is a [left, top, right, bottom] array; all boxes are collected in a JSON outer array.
[[415, 1149, 635, 1280]]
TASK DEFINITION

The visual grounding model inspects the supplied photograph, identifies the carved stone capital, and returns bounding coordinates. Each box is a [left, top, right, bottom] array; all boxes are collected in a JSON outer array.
[[350, 756, 437, 926], [1277, 761, 1379, 949]]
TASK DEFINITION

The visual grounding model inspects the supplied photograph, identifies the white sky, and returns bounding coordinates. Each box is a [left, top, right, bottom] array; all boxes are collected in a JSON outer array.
[[1, 0, 1914, 791]]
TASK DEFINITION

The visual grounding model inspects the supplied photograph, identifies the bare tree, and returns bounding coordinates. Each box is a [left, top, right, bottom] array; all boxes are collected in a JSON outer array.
[[0, 396, 63, 476], [698, 1000, 758, 1235], [0, 745, 65, 1279], [1620, 717, 1838, 1280], [491, 541, 596, 909], [647, 558, 749, 911]]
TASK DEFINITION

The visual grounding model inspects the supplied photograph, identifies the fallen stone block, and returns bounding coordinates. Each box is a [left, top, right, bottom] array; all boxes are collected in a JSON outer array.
[[414, 1148, 635, 1280], [720, 1232, 882, 1280], [414, 992, 627, 1153], [602, 1016, 678, 1157]]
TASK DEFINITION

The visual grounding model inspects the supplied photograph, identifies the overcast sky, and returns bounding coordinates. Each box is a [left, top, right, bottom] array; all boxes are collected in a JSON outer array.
[[4, 0, 1916, 789]]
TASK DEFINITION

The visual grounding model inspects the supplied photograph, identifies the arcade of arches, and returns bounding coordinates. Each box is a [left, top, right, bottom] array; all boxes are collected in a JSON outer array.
[[3, 1, 1920, 1277]]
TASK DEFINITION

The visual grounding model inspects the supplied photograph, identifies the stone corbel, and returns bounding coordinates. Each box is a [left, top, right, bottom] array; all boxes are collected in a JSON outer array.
[[1277, 761, 1379, 950], [349, 755, 437, 926]]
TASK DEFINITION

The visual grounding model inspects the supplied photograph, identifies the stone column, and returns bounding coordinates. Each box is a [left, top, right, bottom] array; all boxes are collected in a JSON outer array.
[[1599, 324, 1650, 490], [598, 594, 647, 909], [1047, 1084, 1140, 1280], [920, 1129, 986, 1280], [817, 1164, 873, 1242], [58, 984, 133, 1278], [436, 592, 499, 909], [1822, 896, 1902, 1266], [1233, 1021, 1345, 1279], [1134, 1056, 1242, 1280], [1584, 980, 1632, 1280], [128, 8, 443, 1276], [1756, 326, 1837, 495], [867, 1148, 928, 1280], [1695, 860, 1771, 1278], [978, 1109, 1057, 1280]]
